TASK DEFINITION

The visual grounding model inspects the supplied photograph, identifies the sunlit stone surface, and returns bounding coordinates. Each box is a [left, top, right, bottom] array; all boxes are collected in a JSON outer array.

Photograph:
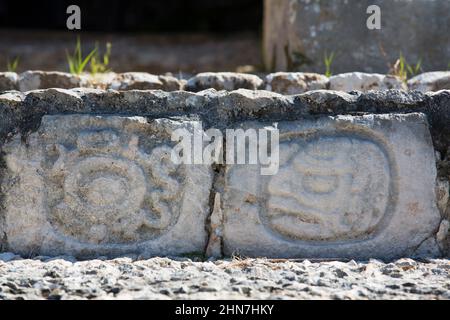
[[1, 115, 212, 258], [223, 113, 441, 260]]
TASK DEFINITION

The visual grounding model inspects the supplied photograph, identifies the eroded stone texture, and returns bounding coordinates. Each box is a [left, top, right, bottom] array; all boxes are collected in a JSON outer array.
[[18, 71, 88, 91], [264, 72, 329, 94], [0, 72, 18, 91], [185, 72, 263, 92], [223, 113, 441, 260], [1, 115, 212, 258], [109, 72, 182, 91], [329, 73, 406, 92], [436, 179, 449, 216], [408, 72, 450, 92]]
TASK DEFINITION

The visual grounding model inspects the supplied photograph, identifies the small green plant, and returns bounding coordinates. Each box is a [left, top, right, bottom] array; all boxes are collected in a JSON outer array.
[[391, 53, 422, 81], [6, 56, 20, 72], [66, 36, 97, 75], [324, 52, 335, 78], [90, 42, 112, 74], [393, 53, 408, 81], [406, 59, 422, 77]]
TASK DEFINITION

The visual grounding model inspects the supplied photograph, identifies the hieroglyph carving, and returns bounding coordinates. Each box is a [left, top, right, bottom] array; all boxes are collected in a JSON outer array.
[[222, 114, 441, 259], [1, 115, 212, 256], [265, 135, 390, 241]]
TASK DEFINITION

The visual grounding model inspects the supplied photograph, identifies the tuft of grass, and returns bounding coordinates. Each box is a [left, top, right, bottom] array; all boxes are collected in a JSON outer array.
[[324, 51, 335, 78], [90, 42, 112, 75], [6, 56, 20, 72], [406, 59, 422, 77], [66, 36, 97, 75], [391, 53, 422, 81], [392, 53, 407, 81]]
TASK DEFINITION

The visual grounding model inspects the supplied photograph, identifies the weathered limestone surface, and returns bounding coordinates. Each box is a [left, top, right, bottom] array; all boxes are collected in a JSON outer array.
[[264, 72, 329, 94], [263, 0, 450, 73], [0, 72, 18, 91], [1, 115, 212, 258], [3, 71, 450, 94], [0, 88, 449, 259], [0, 256, 449, 300], [223, 114, 441, 260], [329, 73, 406, 92], [408, 72, 450, 93], [108, 72, 182, 91], [0, 71, 183, 93], [185, 72, 263, 92], [18, 71, 88, 91]]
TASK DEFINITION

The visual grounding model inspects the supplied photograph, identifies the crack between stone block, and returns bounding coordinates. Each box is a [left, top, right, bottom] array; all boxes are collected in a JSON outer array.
[[204, 137, 226, 259], [0, 150, 7, 252], [410, 223, 444, 258]]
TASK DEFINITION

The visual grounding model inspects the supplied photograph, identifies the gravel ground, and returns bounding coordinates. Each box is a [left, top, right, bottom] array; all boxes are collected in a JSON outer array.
[[0, 253, 449, 300]]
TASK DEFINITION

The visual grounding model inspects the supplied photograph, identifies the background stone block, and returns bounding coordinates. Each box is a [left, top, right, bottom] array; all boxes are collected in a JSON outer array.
[[408, 72, 450, 93], [264, 72, 329, 95], [0, 115, 212, 258], [329, 73, 406, 92], [263, 0, 450, 73], [223, 113, 441, 260]]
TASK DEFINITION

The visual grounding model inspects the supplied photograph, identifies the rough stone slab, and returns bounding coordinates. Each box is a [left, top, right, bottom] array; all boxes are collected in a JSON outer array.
[[0, 115, 212, 258], [185, 72, 263, 92], [0, 72, 18, 91], [264, 72, 329, 94], [18, 71, 88, 91], [223, 113, 441, 260], [408, 72, 450, 92], [329, 73, 406, 92], [109, 72, 183, 91]]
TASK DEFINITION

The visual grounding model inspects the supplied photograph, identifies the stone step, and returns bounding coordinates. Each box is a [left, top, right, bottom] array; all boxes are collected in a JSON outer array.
[[0, 89, 448, 260]]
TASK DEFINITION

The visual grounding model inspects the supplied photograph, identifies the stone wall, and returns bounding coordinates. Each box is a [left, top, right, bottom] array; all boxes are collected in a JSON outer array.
[[263, 0, 450, 73], [0, 83, 448, 260]]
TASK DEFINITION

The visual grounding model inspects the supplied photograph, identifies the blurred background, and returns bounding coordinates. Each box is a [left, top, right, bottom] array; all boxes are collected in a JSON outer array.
[[0, 0, 263, 74], [1, 0, 449, 75]]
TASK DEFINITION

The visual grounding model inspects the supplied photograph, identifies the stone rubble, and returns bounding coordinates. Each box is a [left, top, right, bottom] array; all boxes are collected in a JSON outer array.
[[109, 72, 182, 91], [185, 72, 263, 92], [408, 72, 450, 92], [18, 71, 88, 91], [264, 72, 329, 94], [329, 72, 406, 91], [1, 71, 450, 93], [0, 72, 18, 91], [0, 255, 448, 300]]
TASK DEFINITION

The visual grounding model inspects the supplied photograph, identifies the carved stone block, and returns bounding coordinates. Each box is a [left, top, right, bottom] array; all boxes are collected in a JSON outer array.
[[223, 114, 441, 260], [1, 115, 212, 258]]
